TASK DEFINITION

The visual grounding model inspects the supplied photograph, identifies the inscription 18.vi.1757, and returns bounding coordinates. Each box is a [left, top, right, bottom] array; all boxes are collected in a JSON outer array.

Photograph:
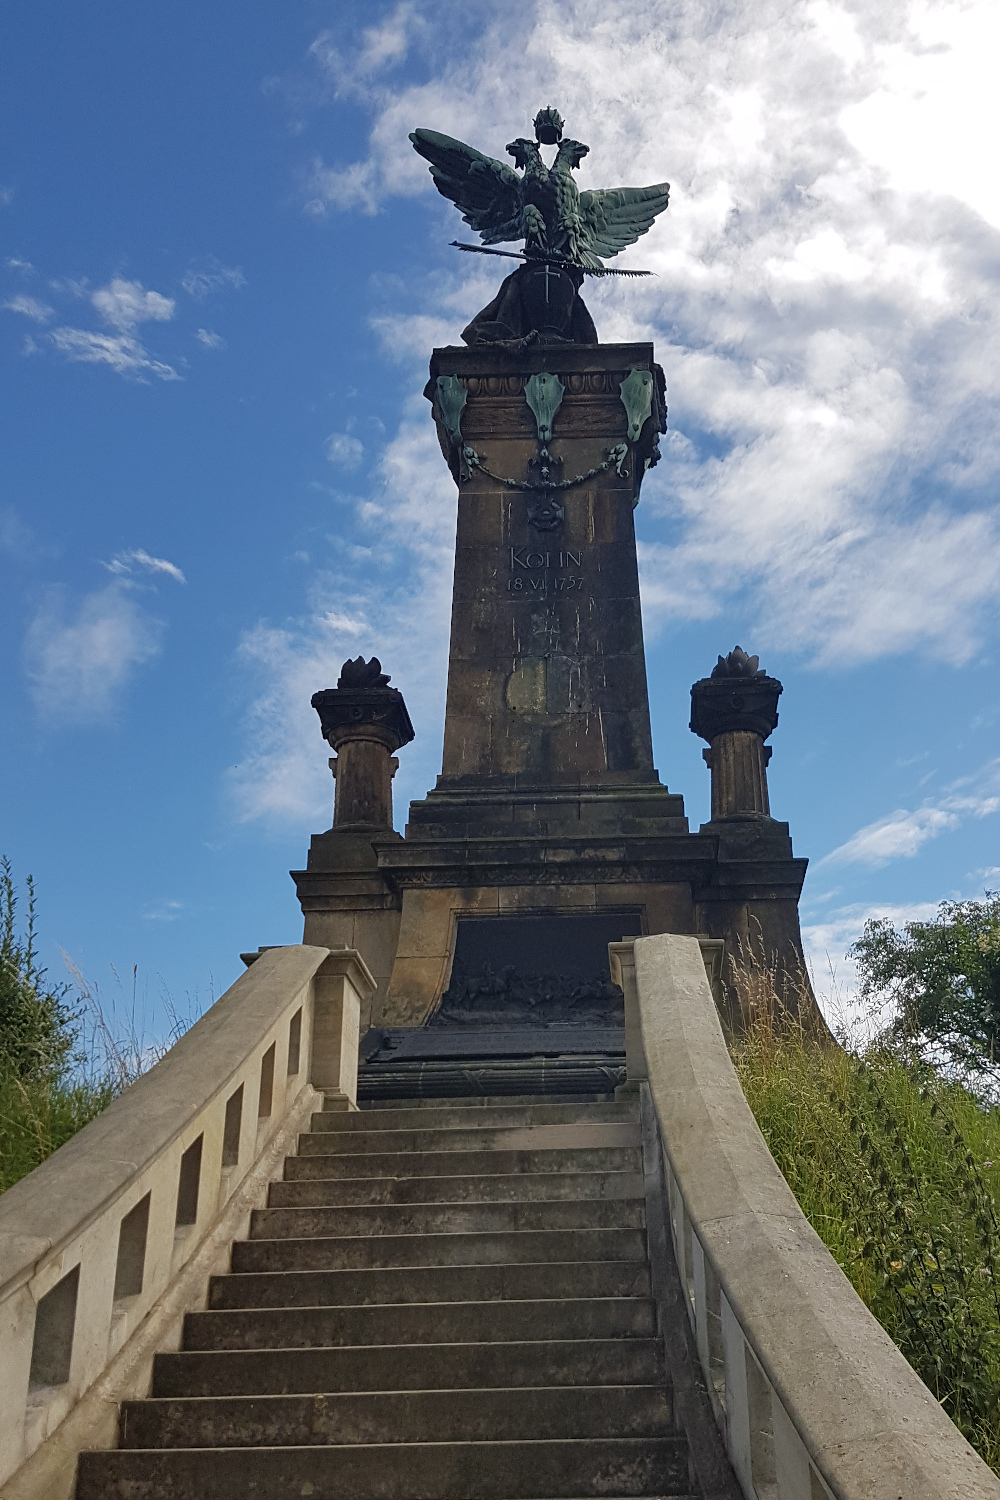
[[506, 546, 588, 597]]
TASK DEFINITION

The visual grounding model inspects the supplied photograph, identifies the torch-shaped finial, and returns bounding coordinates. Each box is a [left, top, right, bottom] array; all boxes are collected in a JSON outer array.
[[689, 648, 782, 820], [311, 658, 414, 831]]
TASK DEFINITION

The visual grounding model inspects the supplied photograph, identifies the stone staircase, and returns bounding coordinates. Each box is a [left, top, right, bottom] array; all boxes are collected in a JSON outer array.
[[76, 1095, 699, 1499]]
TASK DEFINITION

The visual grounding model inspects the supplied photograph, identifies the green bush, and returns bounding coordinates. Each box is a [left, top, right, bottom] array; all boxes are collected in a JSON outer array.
[[0, 1067, 116, 1195], [0, 858, 193, 1196], [0, 856, 75, 1077], [852, 895, 1000, 1097], [733, 1016, 1000, 1469]]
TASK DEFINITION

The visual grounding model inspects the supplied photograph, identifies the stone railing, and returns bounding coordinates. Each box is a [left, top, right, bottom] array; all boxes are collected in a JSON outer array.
[[611, 933, 1000, 1500], [0, 944, 374, 1500]]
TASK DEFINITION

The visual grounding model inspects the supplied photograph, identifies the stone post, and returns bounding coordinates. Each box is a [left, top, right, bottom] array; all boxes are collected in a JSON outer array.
[[311, 658, 415, 831], [689, 647, 782, 820], [309, 948, 375, 1108]]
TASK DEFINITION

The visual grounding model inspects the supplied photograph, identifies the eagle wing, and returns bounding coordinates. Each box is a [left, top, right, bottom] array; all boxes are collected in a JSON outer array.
[[577, 183, 670, 264], [410, 128, 523, 245]]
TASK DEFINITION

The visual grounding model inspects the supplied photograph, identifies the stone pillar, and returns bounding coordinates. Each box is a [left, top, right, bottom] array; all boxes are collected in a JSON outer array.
[[292, 658, 414, 1033], [689, 647, 828, 1036], [311, 658, 415, 831], [689, 648, 781, 820], [424, 343, 667, 797]]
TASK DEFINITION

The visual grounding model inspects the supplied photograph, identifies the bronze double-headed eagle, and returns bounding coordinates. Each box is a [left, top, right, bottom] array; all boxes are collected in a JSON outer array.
[[410, 106, 670, 346]]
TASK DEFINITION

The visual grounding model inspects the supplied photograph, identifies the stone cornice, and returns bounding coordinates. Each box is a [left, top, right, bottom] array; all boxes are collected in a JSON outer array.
[[311, 686, 415, 754], [689, 674, 782, 743]]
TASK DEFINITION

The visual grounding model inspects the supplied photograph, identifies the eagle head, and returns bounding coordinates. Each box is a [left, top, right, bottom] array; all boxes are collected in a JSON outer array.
[[506, 137, 542, 171], [555, 138, 590, 171]]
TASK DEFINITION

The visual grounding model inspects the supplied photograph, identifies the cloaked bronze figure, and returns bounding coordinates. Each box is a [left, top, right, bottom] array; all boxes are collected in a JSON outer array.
[[410, 106, 670, 346]]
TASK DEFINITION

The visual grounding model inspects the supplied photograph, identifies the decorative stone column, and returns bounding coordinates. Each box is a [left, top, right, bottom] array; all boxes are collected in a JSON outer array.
[[690, 647, 782, 820], [311, 658, 415, 831]]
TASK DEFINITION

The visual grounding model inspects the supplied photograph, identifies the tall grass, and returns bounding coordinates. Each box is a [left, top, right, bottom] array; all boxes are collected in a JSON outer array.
[[0, 957, 205, 1196], [0, 1067, 117, 1195], [730, 947, 1000, 1469]]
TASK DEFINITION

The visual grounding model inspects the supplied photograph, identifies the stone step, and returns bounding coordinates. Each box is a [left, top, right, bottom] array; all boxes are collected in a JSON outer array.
[[267, 1170, 645, 1209], [209, 1260, 650, 1309], [299, 1123, 641, 1154], [152, 1337, 667, 1398], [249, 1199, 644, 1241], [77, 1437, 691, 1500], [284, 1146, 641, 1180], [320, 1102, 639, 1131], [182, 1297, 657, 1351], [232, 1228, 648, 1273], [119, 1385, 672, 1448], [359, 1093, 616, 1111]]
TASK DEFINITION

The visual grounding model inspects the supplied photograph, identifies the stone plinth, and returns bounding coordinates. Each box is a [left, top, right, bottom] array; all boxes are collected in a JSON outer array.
[[688, 649, 815, 1022], [424, 342, 666, 818], [292, 660, 414, 1030], [293, 351, 819, 1047]]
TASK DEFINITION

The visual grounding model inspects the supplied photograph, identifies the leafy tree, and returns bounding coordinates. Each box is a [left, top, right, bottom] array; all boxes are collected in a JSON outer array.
[[0, 857, 76, 1077], [851, 896, 1000, 1088]]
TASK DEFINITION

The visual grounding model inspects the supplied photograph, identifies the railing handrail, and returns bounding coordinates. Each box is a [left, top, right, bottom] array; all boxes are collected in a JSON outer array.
[[625, 932, 1000, 1500], [0, 945, 329, 1298], [1, 941, 378, 1500]]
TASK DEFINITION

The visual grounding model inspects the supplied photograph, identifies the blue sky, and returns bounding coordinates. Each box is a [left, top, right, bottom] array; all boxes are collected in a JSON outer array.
[[2, 0, 1000, 1030]]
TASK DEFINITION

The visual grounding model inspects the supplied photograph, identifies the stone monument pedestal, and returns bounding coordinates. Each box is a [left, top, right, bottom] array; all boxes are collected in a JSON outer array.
[[292, 342, 818, 1086]]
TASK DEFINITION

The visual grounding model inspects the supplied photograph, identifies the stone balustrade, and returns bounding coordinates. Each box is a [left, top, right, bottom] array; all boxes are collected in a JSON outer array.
[[612, 932, 1000, 1500], [0, 943, 374, 1500]]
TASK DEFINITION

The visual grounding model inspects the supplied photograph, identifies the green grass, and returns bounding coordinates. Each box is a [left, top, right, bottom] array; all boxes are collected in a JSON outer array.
[[733, 1018, 1000, 1469], [0, 1062, 116, 1195]]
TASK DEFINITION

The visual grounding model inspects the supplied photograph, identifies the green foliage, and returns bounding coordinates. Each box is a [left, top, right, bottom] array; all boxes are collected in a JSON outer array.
[[0, 856, 76, 1077], [0, 858, 201, 1197], [851, 895, 1000, 1091], [0, 1067, 115, 1195], [734, 1021, 1000, 1469], [0, 856, 108, 1193]]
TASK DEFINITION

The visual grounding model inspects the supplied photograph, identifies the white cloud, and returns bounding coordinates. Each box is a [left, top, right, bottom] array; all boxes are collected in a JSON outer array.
[[840, 2, 1000, 229], [91, 278, 175, 331], [301, 0, 1000, 669], [231, 409, 454, 824], [3, 295, 54, 322], [305, 157, 381, 216], [103, 548, 186, 584], [820, 759, 1000, 867], [822, 806, 962, 867], [238, 0, 1000, 831], [142, 899, 185, 922], [182, 261, 246, 301], [48, 326, 179, 381], [195, 327, 226, 350], [25, 583, 164, 722], [2, 273, 181, 380], [5, 257, 34, 274], [309, 6, 427, 102], [802, 897, 942, 1022], [325, 432, 365, 468]]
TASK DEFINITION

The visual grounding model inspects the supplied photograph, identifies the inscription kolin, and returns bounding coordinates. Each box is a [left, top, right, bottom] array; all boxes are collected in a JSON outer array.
[[506, 546, 587, 596]]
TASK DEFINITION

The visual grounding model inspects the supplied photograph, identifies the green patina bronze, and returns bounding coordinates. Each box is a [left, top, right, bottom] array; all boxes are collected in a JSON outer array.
[[619, 367, 655, 443], [410, 107, 671, 345], [434, 375, 467, 449], [524, 371, 565, 444]]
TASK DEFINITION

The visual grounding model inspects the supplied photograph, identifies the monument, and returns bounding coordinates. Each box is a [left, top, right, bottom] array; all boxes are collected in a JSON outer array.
[[292, 108, 817, 1095]]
